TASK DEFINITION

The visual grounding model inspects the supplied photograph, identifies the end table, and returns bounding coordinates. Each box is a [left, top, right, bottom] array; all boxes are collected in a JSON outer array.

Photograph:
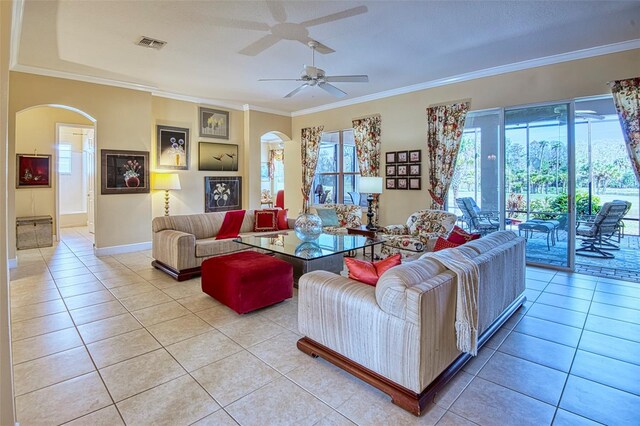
[[347, 225, 379, 260]]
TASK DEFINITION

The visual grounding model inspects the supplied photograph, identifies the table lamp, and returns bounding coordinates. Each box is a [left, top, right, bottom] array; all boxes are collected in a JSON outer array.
[[154, 173, 181, 216], [359, 176, 383, 230]]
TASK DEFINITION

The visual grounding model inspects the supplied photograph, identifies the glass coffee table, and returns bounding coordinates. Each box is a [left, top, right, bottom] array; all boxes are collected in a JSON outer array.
[[235, 232, 384, 282]]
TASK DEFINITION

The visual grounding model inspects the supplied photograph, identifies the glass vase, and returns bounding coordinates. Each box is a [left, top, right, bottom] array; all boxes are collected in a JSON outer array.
[[294, 213, 323, 242]]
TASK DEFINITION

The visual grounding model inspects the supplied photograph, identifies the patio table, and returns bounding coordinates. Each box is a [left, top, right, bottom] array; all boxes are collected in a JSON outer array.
[[518, 220, 558, 250]]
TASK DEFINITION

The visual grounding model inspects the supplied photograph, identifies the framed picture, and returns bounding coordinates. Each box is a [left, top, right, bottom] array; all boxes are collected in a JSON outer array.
[[101, 150, 150, 194], [198, 142, 239, 171], [16, 154, 51, 188], [397, 177, 408, 189], [157, 125, 189, 170], [385, 165, 396, 176], [385, 152, 396, 164], [205, 176, 242, 212], [397, 150, 408, 163], [409, 150, 422, 162], [199, 107, 229, 139], [385, 178, 396, 190], [261, 162, 269, 181], [409, 164, 421, 176], [397, 164, 408, 176], [409, 177, 422, 190]]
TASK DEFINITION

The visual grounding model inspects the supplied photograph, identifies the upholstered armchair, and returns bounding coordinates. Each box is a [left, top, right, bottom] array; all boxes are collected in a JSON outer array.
[[310, 204, 362, 235], [380, 209, 457, 258]]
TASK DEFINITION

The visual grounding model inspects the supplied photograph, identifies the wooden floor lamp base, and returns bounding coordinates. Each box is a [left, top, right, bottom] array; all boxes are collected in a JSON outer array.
[[297, 294, 526, 416]]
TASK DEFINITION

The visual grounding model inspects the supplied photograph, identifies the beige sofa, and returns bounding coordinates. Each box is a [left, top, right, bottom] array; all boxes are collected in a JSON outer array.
[[152, 210, 283, 281], [297, 231, 526, 415]]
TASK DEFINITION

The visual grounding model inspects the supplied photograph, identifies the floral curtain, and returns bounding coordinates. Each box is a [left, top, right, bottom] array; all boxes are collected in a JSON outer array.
[[352, 115, 382, 225], [611, 77, 640, 184], [301, 125, 324, 213], [268, 148, 284, 179], [426, 102, 470, 210]]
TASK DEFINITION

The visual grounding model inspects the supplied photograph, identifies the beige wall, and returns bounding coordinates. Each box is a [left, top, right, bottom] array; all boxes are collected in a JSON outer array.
[[150, 97, 245, 217], [0, 1, 15, 424], [243, 110, 291, 210], [289, 49, 640, 226], [15, 108, 92, 233]]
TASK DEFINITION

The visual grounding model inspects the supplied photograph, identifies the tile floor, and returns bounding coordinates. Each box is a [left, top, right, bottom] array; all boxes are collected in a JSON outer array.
[[8, 228, 640, 425]]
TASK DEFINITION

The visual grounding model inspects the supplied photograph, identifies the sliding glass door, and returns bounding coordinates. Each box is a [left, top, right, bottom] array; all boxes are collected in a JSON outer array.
[[505, 103, 574, 268]]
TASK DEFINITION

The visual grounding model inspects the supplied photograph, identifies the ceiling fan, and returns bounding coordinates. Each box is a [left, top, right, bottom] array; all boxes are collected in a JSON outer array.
[[259, 41, 369, 98]]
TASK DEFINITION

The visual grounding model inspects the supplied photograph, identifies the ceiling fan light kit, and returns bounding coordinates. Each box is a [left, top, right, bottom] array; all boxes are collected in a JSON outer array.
[[260, 40, 369, 98]]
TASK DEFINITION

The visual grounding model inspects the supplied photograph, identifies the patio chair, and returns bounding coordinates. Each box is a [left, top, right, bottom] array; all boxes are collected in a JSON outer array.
[[576, 200, 630, 259], [455, 197, 500, 236]]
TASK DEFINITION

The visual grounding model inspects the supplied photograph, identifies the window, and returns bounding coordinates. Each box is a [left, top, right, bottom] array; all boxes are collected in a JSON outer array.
[[313, 129, 360, 204], [58, 144, 72, 174]]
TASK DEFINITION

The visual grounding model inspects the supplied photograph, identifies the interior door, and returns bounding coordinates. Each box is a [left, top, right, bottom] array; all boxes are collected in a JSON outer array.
[[84, 130, 96, 234]]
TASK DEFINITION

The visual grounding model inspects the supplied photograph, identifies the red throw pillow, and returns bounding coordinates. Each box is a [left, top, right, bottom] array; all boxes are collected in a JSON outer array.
[[277, 208, 289, 230], [216, 210, 246, 240], [434, 237, 462, 252], [254, 209, 278, 232], [345, 254, 402, 286], [447, 225, 481, 244]]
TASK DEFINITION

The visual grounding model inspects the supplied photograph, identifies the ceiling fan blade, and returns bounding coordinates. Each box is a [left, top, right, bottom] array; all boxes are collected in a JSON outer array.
[[259, 78, 304, 81], [239, 34, 280, 56], [266, 0, 287, 23], [318, 82, 347, 98], [300, 5, 368, 27], [324, 75, 369, 83], [284, 84, 309, 98], [207, 17, 270, 32]]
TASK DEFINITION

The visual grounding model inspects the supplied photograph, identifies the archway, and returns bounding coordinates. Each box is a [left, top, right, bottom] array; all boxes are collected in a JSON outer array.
[[14, 104, 97, 247], [260, 131, 289, 208]]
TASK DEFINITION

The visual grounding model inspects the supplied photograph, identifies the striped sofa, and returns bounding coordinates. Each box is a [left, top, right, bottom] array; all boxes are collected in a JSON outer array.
[[151, 210, 282, 281], [297, 231, 526, 415]]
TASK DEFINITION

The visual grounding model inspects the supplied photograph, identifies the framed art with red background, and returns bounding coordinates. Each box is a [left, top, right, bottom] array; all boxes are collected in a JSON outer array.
[[16, 154, 51, 188]]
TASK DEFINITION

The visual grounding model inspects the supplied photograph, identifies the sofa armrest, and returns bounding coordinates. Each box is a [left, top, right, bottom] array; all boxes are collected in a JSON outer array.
[[381, 224, 409, 235], [152, 229, 197, 271]]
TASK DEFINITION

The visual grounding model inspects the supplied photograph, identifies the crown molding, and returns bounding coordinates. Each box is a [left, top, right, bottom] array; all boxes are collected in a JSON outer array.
[[242, 103, 291, 117], [291, 39, 640, 117], [151, 90, 245, 111]]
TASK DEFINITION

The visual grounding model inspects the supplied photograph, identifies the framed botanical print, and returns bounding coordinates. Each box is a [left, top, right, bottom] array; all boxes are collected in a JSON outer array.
[[385, 178, 396, 190], [204, 176, 242, 212], [409, 164, 421, 176], [199, 107, 229, 139], [157, 125, 189, 170], [385, 165, 396, 176], [16, 154, 51, 188], [409, 150, 422, 162], [397, 177, 408, 189], [198, 142, 238, 171], [397, 150, 408, 163], [101, 150, 150, 194], [397, 164, 408, 176], [409, 177, 421, 190], [385, 152, 397, 164]]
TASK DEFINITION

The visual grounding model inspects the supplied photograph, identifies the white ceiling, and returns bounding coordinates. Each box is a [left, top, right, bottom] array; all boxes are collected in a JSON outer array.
[[14, 0, 640, 114]]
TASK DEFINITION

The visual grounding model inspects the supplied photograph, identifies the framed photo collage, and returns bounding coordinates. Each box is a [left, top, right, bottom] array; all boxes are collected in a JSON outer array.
[[385, 149, 421, 190]]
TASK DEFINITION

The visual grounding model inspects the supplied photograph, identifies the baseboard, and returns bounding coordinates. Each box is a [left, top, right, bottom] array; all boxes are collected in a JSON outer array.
[[94, 241, 151, 256], [7, 258, 17, 269]]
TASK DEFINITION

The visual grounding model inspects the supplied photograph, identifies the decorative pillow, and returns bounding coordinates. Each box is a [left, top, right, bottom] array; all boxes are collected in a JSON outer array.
[[434, 237, 462, 252], [277, 208, 289, 230], [345, 254, 402, 286], [447, 225, 481, 244], [315, 208, 340, 227], [216, 210, 246, 240], [254, 209, 278, 232]]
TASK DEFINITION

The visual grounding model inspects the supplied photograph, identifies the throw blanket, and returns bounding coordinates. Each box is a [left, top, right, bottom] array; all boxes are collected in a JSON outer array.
[[425, 248, 480, 356], [215, 210, 246, 240]]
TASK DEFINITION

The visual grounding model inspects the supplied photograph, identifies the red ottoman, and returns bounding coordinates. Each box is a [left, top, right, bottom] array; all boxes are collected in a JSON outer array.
[[201, 251, 293, 314]]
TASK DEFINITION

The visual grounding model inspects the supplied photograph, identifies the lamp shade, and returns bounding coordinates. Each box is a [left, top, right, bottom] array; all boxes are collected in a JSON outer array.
[[359, 176, 383, 194], [153, 173, 181, 190]]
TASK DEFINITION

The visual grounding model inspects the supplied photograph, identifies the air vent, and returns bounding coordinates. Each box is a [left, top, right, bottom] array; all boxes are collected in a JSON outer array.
[[136, 36, 166, 50]]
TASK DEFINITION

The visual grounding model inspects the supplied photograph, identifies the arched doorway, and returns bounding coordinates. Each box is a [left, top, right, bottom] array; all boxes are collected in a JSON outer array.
[[260, 131, 289, 208], [15, 105, 97, 245]]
